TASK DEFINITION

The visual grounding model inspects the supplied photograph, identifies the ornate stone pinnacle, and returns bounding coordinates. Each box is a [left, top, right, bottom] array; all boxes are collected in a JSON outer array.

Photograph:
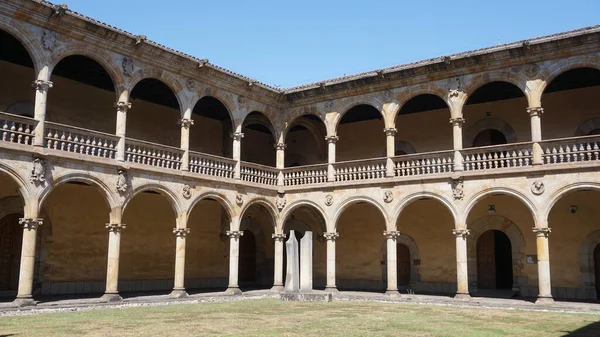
[[383, 128, 397, 137], [325, 135, 339, 144], [526, 107, 544, 117], [19, 218, 43, 230], [114, 101, 131, 112], [383, 231, 401, 239], [452, 229, 470, 238], [449, 117, 465, 126], [173, 227, 191, 237], [271, 233, 286, 241], [274, 142, 287, 151], [533, 227, 551, 237], [323, 232, 339, 241], [106, 223, 126, 233], [178, 118, 195, 128], [226, 230, 244, 239], [32, 80, 53, 92], [231, 132, 244, 141]]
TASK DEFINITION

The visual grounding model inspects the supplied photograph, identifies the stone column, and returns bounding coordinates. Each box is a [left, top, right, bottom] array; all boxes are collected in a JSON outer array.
[[527, 107, 544, 165], [450, 117, 465, 172], [323, 232, 339, 292], [271, 233, 286, 292], [231, 132, 244, 179], [114, 102, 131, 162], [384, 128, 397, 177], [14, 218, 43, 306], [171, 227, 191, 298], [179, 118, 194, 171], [533, 227, 554, 304], [275, 142, 286, 187], [102, 223, 126, 302], [226, 230, 243, 294], [32, 79, 53, 147], [452, 228, 471, 300], [325, 136, 338, 182], [384, 231, 401, 296]]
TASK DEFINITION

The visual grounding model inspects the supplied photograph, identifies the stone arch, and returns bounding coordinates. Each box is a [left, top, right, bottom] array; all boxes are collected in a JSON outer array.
[[0, 162, 31, 206], [543, 182, 600, 223], [390, 86, 449, 120], [579, 230, 600, 300], [541, 57, 600, 93], [461, 187, 537, 227], [392, 192, 458, 231], [464, 73, 527, 98], [242, 111, 277, 142], [394, 140, 416, 155], [0, 196, 24, 221], [123, 183, 182, 217], [332, 196, 388, 232], [128, 73, 184, 115], [0, 22, 45, 74], [186, 191, 234, 225], [239, 198, 278, 230], [467, 215, 526, 292], [39, 172, 118, 211], [464, 118, 518, 147], [381, 233, 422, 288], [191, 95, 236, 130], [333, 99, 384, 131], [283, 115, 328, 163], [280, 200, 327, 233], [575, 118, 600, 136]]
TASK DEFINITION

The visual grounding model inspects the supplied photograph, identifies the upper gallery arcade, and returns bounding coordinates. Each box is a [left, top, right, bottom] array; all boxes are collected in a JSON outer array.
[[1, 0, 600, 307]]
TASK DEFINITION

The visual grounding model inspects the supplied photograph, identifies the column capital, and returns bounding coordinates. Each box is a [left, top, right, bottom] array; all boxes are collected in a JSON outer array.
[[271, 233, 287, 241], [19, 218, 43, 230], [383, 128, 397, 137], [226, 230, 244, 239], [527, 107, 544, 117], [323, 232, 339, 241], [114, 101, 131, 112], [274, 142, 287, 151], [449, 117, 465, 126], [106, 223, 126, 233], [325, 135, 339, 144], [32, 80, 53, 92], [452, 228, 470, 238], [231, 132, 244, 141], [383, 230, 401, 239], [178, 118, 195, 128], [173, 227, 191, 237], [533, 227, 551, 237]]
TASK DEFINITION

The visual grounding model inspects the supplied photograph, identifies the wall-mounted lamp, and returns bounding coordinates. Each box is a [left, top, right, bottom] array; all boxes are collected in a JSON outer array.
[[569, 205, 578, 214], [488, 204, 496, 213]]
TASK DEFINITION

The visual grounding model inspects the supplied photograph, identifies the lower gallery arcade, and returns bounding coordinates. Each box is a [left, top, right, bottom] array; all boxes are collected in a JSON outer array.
[[2, 169, 600, 303]]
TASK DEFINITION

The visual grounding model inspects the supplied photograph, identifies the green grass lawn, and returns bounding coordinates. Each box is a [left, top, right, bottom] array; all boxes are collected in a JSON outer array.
[[1, 299, 600, 336]]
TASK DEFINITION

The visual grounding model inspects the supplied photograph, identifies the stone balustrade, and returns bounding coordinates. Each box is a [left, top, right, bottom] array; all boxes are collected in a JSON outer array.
[[462, 142, 533, 171], [283, 163, 328, 186], [541, 135, 600, 164], [0, 112, 36, 146], [45, 121, 119, 159], [392, 150, 454, 177], [334, 158, 387, 182], [189, 151, 236, 179], [125, 138, 183, 170], [240, 161, 279, 186]]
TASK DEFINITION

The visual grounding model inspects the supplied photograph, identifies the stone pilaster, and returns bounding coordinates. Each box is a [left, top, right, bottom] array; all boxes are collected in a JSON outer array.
[[384, 231, 401, 296], [384, 128, 397, 177], [323, 232, 339, 292], [527, 107, 544, 165], [226, 230, 244, 294], [32, 79, 53, 147], [14, 218, 43, 307], [533, 227, 554, 305], [114, 101, 131, 162], [274, 142, 286, 186], [452, 228, 471, 300], [449, 117, 465, 172], [271, 233, 286, 292], [178, 118, 194, 171], [102, 223, 126, 302], [325, 135, 338, 182], [231, 132, 244, 179]]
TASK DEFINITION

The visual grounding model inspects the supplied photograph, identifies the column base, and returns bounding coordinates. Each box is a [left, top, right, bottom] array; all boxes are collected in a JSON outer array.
[[270, 285, 284, 292], [453, 292, 472, 301], [13, 297, 36, 307], [385, 290, 401, 297], [324, 286, 339, 293], [100, 293, 123, 303], [169, 289, 189, 299], [535, 296, 554, 305], [225, 287, 242, 295]]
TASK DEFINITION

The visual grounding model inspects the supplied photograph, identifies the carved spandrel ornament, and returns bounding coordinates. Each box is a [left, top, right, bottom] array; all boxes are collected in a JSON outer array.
[[451, 177, 464, 200], [531, 181, 545, 195], [324, 101, 334, 112], [42, 29, 57, 51], [30, 158, 46, 185], [524, 63, 540, 78], [324, 194, 333, 206], [185, 79, 196, 91], [122, 57, 134, 77], [182, 185, 192, 199], [116, 169, 128, 193], [276, 194, 286, 211], [235, 193, 244, 206], [383, 190, 394, 203], [238, 96, 246, 105], [381, 89, 393, 101]]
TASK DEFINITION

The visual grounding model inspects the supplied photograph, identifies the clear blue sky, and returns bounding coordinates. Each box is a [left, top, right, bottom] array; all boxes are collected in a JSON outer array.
[[62, 0, 599, 88]]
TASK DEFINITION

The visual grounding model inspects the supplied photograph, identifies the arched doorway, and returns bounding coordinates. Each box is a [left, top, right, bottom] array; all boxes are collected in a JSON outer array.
[[0, 213, 23, 292], [397, 243, 410, 286], [239, 230, 257, 284], [595, 244, 600, 298], [472, 129, 508, 147], [477, 230, 513, 289]]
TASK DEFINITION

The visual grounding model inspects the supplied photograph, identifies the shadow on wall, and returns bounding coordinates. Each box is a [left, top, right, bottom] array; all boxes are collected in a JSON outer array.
[[562, 321, 600, 336]]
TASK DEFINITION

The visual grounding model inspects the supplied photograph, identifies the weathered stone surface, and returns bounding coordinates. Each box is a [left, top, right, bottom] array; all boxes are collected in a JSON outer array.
[[300, 231, 313, 292], [284, 231, 300, 292], [279, 292, 332, 302]]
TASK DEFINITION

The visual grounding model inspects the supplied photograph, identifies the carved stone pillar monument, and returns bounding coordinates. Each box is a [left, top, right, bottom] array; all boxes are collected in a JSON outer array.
[[284, 231, 300, 292]]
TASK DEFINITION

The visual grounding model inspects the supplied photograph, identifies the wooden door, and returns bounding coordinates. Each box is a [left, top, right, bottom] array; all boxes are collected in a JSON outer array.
[[594, 244, 600, 298], [0, 214, 23, 291], [477, 230, 496, 289], [238, 230, 256, 283], [397, 243, 411, 286]]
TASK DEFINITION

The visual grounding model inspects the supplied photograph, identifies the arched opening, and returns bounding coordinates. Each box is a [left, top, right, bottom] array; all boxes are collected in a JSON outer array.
[[185, 198, 230, 293], [129, 79, 181, 147], [0, 213, 23, 293], [121, 189, 177, 295], [241, 111, 276, 166], [239, 203, 275, 290], [476, 230, 513, 290], [395, 95, 450, 153], [0, 29, 35, 117], [337, 105, 384, 161], [336, 201, 386, 291], [49, 56, 116, 133], [191, 96, 233, 158], [543, 68, 600, 139], [397, 243, 411, 286], [595, 244, 600, 298], [284, 115, 327, 167], [464, 82, 526, 145]]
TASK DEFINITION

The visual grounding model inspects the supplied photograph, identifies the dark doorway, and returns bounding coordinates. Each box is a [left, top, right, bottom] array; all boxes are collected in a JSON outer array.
[[397, 243, 411, 286], [238, 230, 256, 284], [594, 244, 600, 298], [0, 214, 23, 291], [477, 230, 513, 289], [472, 129, 508, 147]]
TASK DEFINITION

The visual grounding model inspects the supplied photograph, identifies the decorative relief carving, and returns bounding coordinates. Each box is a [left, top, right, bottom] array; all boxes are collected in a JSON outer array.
[[178, 118, 194, 128], [451, 177, 464, 200], [324, 194, 333, 206], [19, 218, 43, 230], [106, 223, 126, 233], [122, 57, 134, 77], [274, 142, 287, 151], [452, 228, 470, 238], [322, 232, 339, 241], [42, 30, 57, 50], [226, 230, 244, 239], [235, 193, 244, 206], [30, 158, 46, 184], [32, 80, 53, 92], [116, 169, 128, 193], [449, 117, 465, 126], [185, 79, 196, 91], [114, 101, 131, 112], [526, 107, 544, 117], [383, 128, 397, 137], [182, 185, 192, 199], [276, 194, 286, 211], [524, 64, 540, 78], [238, 96, 246, 105], [532, 227, 551, 238], [324, 101, 334, 112], [383, 190, 394, 203], [325, 135, 339, 144], [173, 227, 191, 237], [531, 181, 545, 195], [383, 231, 401, 239], [447, 77, 462, 92], [231, 132, 244, 141], [382, 89, 393, 101], [271, 233, 286, 241]]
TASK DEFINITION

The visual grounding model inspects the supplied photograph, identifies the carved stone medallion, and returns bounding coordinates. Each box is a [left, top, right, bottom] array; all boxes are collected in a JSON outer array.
[[383, 190, 394, 203], [42, 30, 57, 51], [451, 177, 464, 200], [531, 180, 545, 195], [236, 193, 244, 206], [182, 185, 192, 199], [122, 57, 134, 77], [185, 79, 196, 91], [116, 169, 128, 193], [324, 194, 333, 206], [30, 158, 46, 185], [276, 194, 286, 211]]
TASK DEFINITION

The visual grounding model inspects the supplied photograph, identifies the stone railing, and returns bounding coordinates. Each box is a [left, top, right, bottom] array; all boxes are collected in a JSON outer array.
[[240, 161, 279, 186], [0, 112, 36, 146], [45, 122, 119, 159], [283, 163, 328, 186], [392, 150, 454, 177], [334, 158, 387, 182], [462, 142, 533, 171], [125, 138, 183, 170], [540, 135, 600, 164], [189, 151, 236, 179]]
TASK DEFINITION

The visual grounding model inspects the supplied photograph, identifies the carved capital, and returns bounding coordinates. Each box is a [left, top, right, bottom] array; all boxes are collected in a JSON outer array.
[[383, 128, 397, 137], [448, 89, 465, 98], [274, 142, 287, 151], [323, 232, 339, 241], [32, 80, 53, 92], [178, 118, 195, 128], [383, 231, 401, 240], [527, 107, 544, 117], [231, 132, 244, 141], [173, 227, 191, 237], [533, 227, 551, 238], [325, 135, 339, 144], [226, 230, 244, 239], [271, 233, 286, 242], [19, 218, 43, 230], [449, 117, 465, 126], [114, 101, 131, 112], [452, 229, 470, 238], [106, 223, 126, 233]]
